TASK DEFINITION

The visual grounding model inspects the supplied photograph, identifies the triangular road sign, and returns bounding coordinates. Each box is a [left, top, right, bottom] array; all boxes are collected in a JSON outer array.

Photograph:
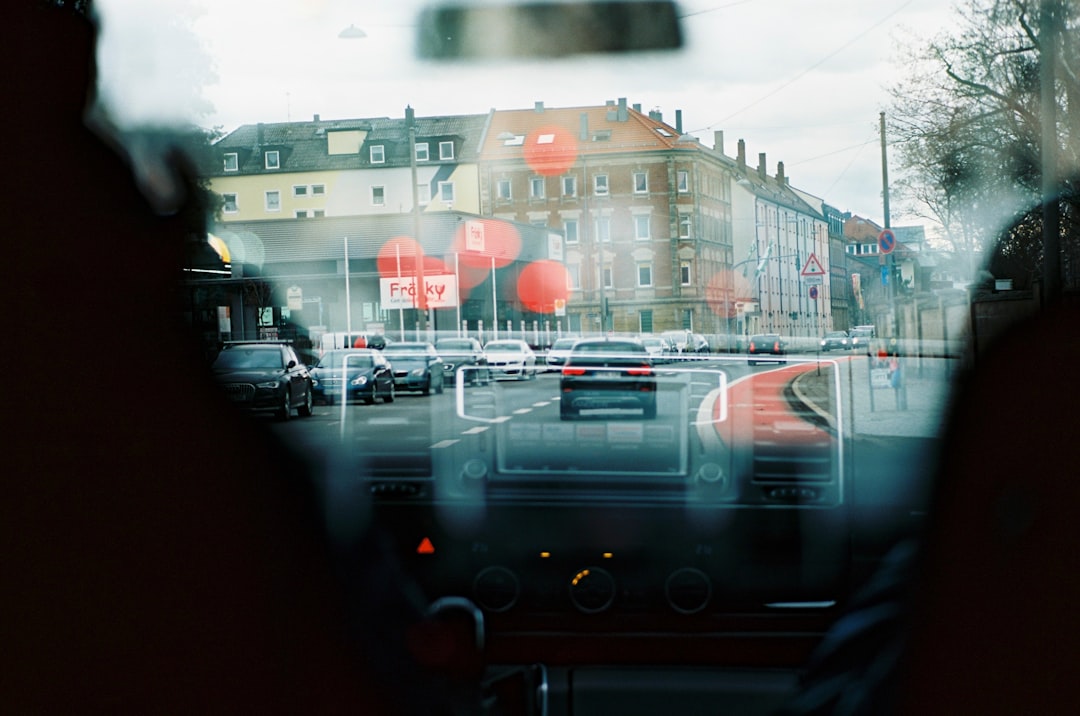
[[800, 253, 826, 276]]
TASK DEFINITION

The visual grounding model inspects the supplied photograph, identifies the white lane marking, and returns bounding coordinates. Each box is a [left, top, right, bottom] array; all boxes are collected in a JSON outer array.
[[513, 408, 532, 415], [366, 417, 410, 425], [491, 416, 511, 424], [430, 439, 460, 449], [461, 426, 490, 435], [532, 401, 550, 407]]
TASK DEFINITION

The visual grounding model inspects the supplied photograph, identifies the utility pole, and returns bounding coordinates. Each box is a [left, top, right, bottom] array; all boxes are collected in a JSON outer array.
[[407, 105, 427, 335], [880, 112, 896, 335]]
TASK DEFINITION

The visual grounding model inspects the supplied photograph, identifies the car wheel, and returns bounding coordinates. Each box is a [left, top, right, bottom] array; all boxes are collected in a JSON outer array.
[[560, 402, 576, 420], [384, 382, 395, 403], [298, 386, 314, 417], [276, 391, 291, 421], [363, 392, 375, 405]]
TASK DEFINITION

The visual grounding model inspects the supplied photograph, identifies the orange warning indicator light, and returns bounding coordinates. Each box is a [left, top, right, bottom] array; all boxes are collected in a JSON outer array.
[[416, 537, 435, 555], [539, 551, 551, 559], [602, 552, 614, 559]]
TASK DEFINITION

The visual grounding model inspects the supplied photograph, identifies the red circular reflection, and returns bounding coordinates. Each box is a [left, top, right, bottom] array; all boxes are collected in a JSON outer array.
[[377, 236, 425, 278], [522, 126, 578, 177], [517, 260, 570, 314], [705, 270, 754, 318], [450, 219, 522, 269]]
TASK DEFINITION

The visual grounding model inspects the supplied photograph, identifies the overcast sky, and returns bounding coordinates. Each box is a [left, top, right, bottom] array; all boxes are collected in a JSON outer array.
[[94, 0, 955, 227]]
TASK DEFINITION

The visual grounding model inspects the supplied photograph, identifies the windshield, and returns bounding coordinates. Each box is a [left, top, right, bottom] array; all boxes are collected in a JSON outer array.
[[213, 347, 283, 370], [317, 351, 374, 369], [29, 0, 1077, 712]]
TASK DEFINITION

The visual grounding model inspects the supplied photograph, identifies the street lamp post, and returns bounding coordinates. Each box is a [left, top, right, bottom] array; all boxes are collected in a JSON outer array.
[[406, 106, 427, 337]]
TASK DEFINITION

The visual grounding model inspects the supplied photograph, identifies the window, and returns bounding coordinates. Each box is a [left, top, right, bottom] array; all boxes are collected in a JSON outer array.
[[222, 193, 238, 213], [417, 183, 431, 205], [313, 209, 325, 218], [415, 143, 429, 161], [439, 141, 454, 160], [677, 170, 689, 193], [295, 210, 308, 218], [596, 216, 611, 243], [564, 219, 579, 244], [370, 145, 385, 163], [265, 190, 280, 212], [496, 179, 512, 200], [264, 150, 280, 169], [530, 176, 545, 199], [634, 215, 651, 240], [637, 262, 653, 287], [594, 174, 609, 195], [602, 264, 613, 289], [567, 263, 581, 289], [681, 309, 693, 331], [633, 171, 648, 194], [311, 184, 326, 196], [293, 185, 308, 197], [680, 260, 692, 286], [562, 175, 577, 197], [223, 153, 238, 172], [438, 181, 454, 203], [371, 186, 385, 206], [639, 309, 654, 334], [679, 214, 692, 238]]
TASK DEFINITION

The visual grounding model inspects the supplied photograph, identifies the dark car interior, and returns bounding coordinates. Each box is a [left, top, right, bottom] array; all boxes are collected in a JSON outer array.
[[6, 1, 1079, 714]]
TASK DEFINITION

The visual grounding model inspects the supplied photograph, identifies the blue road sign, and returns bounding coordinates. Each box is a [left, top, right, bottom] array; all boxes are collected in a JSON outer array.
[[878, 229, 896, 255]]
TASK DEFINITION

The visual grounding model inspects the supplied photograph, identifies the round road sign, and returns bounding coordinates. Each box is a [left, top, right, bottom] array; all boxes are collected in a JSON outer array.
[[878, 229, 896, 255], [809, 285, 819, 300]]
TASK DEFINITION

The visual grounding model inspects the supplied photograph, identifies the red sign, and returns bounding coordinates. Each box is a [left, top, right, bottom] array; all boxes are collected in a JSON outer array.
[[800, 253, 826, 276], [878, 229, 896, 254]]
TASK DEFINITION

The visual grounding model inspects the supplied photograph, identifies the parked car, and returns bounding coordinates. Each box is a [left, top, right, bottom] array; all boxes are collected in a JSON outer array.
[[433, 337, 490, 386], [381, 342, 445, 395], [560, 338, 657, 419], [661, 329, 709, 355], [820, 330, 850, 352], [747, 333, 786, 365], [483, 339, 536, 379], [639, 335, 674, 363], [309, 349, 394, 405], [317, 331, 390, 357], [544, 337, 579, 370], [211, 341, 314, 420]]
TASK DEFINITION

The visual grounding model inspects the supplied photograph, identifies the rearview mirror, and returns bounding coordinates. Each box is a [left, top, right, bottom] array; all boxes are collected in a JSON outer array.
[[416, 0, 683, 60]]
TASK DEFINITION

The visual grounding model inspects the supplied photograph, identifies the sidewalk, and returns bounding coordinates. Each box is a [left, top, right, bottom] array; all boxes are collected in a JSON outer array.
[[790, 356, 955, 439]]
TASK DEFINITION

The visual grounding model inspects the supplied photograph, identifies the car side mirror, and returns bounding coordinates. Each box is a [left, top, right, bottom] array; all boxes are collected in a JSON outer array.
[[286, 359, 297, 370]]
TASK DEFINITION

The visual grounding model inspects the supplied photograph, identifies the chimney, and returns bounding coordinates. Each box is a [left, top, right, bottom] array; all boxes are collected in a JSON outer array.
[[714, 130, 724, 154], [776, 161, 786, 185], [579, 112, 589, 141], [313, 113, 320, 122], [256, 122, 264, 148], [649, 109, 663, 123], [632, 103, 641, 113], [675, 109, 683, 134], [617, 97, 628, 122], [758, 152, 767, 179], [405, 105, 415, 126], [606, 100, 618, 122], [534, 101, 544, 113], [737, 139, 746, 169]]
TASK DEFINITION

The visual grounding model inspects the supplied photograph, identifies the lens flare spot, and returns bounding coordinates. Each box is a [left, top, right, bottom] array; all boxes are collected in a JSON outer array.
[[523, 125, 578, 177], [451, 218, 522, 269], [705, 270, 754, 318], [517, 260, 570, 314]]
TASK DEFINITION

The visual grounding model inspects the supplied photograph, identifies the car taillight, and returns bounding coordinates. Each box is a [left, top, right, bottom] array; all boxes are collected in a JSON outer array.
[[627, 366, 651, 376], [773, 341, 780, 352], [749, 344, 756, 352], [562, 367, 587, 376]]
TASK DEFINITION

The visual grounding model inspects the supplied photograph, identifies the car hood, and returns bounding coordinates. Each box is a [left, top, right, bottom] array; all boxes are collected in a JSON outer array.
[[311, 367, 376, 379], [212, 368, 285, 382]]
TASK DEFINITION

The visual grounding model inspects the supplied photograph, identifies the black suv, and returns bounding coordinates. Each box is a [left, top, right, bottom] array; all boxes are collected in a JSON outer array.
[[211, 342, 315, 420]]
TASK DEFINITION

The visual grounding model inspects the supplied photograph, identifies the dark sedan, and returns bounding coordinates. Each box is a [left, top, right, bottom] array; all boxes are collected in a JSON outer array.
[[309, 349, 394, 405], [434, 337, 490, 386], [381, 342, 446, 394], [820, 331, 850, 352], [747, 334, 786, 365], [560, 339, 657, 419], [211, 341, 314, 420]]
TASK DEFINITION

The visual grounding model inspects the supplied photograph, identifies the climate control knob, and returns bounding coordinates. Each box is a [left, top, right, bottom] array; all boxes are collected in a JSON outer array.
[[473, 566, 519, 613], [569, 567, 616, 614], [665, 568, 711, 614]]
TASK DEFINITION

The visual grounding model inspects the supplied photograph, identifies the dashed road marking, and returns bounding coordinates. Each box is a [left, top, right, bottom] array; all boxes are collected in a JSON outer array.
[[430, 439, 460, 449], [461, 426, 489, 435]]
